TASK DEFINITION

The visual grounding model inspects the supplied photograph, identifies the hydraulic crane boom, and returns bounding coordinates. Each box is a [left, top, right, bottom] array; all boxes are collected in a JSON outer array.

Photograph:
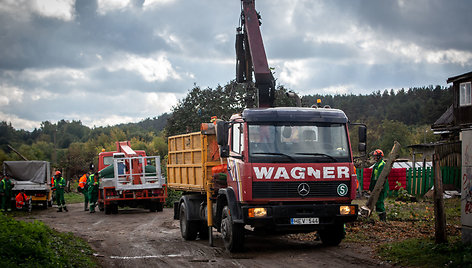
[[236, 0, 276, 108]]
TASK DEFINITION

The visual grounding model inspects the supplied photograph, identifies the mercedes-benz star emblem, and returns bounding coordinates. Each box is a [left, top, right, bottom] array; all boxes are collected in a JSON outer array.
[[297, 183, 310, 196]]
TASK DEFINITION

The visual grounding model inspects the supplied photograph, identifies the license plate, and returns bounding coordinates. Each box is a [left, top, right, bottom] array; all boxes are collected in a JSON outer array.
[[290, 217, 319, 225]]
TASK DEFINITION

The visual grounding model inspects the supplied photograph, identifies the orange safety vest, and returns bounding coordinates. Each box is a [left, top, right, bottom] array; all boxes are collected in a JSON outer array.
[[79, 174, 88, 188], [16, 192, 29, 209]]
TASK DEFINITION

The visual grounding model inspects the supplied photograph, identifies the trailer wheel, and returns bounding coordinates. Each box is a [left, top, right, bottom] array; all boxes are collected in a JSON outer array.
[[111, 204, 119, 214], [319, 223, 345, 246], [179, 202, 198, 240], [149, 202, 157, 212], [156, 202, 163, 212], [221, 206, 244, 252], [104, 204, 113, 215]]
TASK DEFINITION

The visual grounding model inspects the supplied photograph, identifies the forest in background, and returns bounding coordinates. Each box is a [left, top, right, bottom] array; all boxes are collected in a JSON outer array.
[[0, 81, 451, 177]]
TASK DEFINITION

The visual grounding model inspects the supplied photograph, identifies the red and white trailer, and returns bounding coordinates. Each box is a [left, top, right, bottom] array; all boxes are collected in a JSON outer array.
[[98, 141, 167, 214]]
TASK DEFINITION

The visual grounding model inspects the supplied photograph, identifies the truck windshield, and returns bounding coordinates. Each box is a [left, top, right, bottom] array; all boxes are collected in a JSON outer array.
[[248, 123, 350, 163]]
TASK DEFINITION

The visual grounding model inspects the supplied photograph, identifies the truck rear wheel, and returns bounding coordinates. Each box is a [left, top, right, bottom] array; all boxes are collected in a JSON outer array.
[[179, 202, 198, 240], [221, 206, 244, 252], [319, 223, 345, 246]]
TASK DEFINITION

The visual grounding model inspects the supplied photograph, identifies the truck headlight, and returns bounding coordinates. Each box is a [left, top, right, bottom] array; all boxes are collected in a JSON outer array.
[[340, 205, 356, 215], [248, 207, 267, 218]]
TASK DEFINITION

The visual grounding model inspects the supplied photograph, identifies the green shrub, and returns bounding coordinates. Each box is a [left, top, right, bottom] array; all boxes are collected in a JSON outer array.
[[165, 189, 182, 208], [0, 214, 96, 267]]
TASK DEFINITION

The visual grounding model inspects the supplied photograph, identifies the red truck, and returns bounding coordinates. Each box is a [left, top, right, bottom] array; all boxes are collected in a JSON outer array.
[[97, 141, 167, 214], [167, 0, 366, 252]]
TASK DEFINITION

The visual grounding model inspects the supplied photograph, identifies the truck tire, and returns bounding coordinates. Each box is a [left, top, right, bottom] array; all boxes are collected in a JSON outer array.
[[198, 222, 209, 240], [221, 206, 244, 252], [179, 202, 198, 240], [319, 223, 345, 246]]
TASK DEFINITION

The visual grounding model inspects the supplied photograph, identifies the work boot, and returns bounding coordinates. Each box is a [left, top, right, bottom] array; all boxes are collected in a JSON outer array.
[[57, 207, 62, 212], [64, 206, 68, 212], [90, 210, 95, 213], [84, 203, 89, 211], [379, 212, 387, 222]]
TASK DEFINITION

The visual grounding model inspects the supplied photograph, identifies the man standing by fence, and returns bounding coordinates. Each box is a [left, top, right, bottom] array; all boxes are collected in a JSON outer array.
[[369, 149, 389, 221]]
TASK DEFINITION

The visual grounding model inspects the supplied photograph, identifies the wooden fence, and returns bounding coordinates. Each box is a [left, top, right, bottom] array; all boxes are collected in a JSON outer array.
[[357, 166, 461, 197]]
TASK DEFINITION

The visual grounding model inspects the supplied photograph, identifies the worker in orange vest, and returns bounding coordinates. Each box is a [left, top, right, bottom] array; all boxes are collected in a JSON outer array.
[[78, 172, 90, 211], [15, 189, 32, 212]]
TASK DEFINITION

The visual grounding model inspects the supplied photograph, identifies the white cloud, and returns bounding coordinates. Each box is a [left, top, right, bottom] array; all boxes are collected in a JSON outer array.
[[30, 89, 59, 101], [97, 0, 130, 14], [0, 111, 40, 130], [143, 0, 176, 10], [88, 114, 138, 128], [32, 0, 75, 21], [17, 68, 87, 82], [319, 85, 350, 95], [144, 92, 177, 113], [108, 54, 181, 82], [0, 84, 24, 104], [276, 60, 310, 88]]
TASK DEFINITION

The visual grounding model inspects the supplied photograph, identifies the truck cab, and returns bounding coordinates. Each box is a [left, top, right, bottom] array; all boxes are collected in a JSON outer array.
[[218, 107, 358, 239], [169, 106, 365, 252]]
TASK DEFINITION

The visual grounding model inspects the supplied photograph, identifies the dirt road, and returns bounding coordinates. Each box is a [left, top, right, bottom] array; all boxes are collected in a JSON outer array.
[[19, 203, 386, 267]]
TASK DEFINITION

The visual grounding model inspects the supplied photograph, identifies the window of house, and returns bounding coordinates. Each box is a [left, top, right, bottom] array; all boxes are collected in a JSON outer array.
[[460, 82, 471, 106]]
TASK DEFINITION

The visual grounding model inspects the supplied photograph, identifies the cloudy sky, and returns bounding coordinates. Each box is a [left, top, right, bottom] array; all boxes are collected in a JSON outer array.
[[1, 0, 471, 131]]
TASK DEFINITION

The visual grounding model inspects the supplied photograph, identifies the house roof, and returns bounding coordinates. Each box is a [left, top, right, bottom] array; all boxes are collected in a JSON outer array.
[[431, 104, 454, 130], [447, 71, 472, 84]]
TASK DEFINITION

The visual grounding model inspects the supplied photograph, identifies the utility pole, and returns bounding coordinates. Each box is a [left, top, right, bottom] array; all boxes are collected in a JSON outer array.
[[433, 153, 447, 243]]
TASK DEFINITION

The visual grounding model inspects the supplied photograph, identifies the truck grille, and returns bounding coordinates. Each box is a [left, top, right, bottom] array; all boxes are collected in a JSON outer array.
[[252, 181, 350, 199]]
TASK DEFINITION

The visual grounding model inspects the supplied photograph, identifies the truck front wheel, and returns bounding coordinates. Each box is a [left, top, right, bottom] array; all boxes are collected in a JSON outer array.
[[221, 206, 244, 252], [319, 223, 345, 246], [179, 202, 198, 240]]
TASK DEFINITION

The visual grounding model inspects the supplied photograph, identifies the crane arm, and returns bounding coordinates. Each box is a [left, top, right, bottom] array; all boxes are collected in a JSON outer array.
[[236, 0, 276, 108]]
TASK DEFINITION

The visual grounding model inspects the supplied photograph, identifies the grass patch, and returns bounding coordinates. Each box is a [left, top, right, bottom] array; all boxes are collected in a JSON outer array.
[[65, 191, 85, 204], [0, 214, 96, 267], [379, 237, 472, 267], [346, 197, 465, 267]]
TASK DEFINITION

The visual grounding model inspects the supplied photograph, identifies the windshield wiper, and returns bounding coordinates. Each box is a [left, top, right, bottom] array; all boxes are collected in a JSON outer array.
[[295, 153, 338, 162], [252, 152, 296, 162]]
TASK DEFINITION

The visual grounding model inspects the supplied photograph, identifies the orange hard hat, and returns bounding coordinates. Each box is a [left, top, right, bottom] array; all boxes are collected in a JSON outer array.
[[55, 171, 61, 176], [373, 149, 384, 157]]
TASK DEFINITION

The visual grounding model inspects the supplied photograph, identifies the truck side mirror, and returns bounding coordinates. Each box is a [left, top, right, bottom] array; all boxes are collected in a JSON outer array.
[[216, 121, 230, 158], [358, 125, 367, 154], [216, 121, 229, 146]]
